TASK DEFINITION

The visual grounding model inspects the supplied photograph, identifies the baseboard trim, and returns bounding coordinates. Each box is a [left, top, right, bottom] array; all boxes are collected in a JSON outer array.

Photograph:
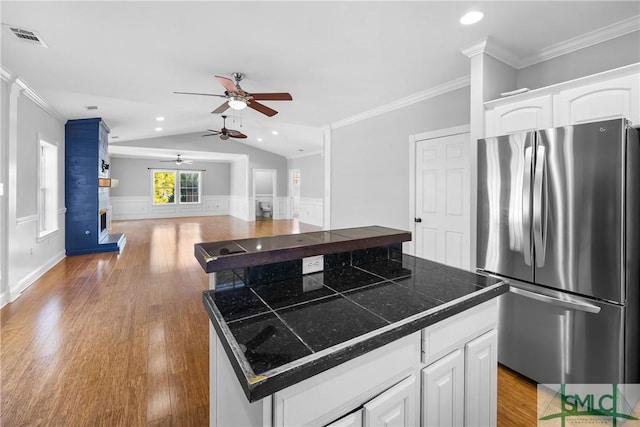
[[9, 251, 65, 303]]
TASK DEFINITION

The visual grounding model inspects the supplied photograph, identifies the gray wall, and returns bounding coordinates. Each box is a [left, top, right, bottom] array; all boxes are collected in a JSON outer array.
[[110, 132, 288, 196], [330, 86, 470, 231], [288, 153, 324, 199], [109, 157, 231, 197], [254, 170, 273, 195], [16, 95, 64, 218], [517, 32, 640, 89], [1, 77, 65, 305]]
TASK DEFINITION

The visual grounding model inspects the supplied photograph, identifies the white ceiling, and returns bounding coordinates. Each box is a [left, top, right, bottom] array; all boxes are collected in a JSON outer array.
[[2, 1, 639, 159]]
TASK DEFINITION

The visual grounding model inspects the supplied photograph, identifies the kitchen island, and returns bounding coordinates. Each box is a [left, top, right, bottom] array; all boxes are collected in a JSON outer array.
[[197, 226, 508, 426]]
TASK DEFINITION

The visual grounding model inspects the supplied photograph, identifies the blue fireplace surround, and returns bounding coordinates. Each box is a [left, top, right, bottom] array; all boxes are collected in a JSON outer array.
[[64, 118, 125, 255]]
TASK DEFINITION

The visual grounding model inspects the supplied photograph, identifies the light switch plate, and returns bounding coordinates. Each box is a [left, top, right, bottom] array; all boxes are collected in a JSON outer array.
[[302, 255, 324, 275]]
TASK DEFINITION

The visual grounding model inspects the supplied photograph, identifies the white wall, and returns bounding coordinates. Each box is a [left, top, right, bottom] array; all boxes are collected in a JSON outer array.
[[1, 72, 66, 306], [330, 87, 470, 231]]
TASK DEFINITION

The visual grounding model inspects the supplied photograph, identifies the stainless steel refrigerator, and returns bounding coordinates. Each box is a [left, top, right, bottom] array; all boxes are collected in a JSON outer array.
[[477, 118, 639, 384]]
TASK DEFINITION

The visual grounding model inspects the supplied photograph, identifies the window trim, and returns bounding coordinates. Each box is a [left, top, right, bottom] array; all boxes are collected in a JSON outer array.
[[36, 134, 59, 241], [151, 169, 201, 205]]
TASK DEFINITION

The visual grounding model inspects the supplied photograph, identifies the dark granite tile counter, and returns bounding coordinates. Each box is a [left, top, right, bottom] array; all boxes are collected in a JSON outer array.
[[202, 254, 508, 402], [194, 226, 411, 273]]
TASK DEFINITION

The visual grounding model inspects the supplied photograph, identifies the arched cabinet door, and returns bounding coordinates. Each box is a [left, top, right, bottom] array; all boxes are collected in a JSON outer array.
[[555, 74, 639, 127]]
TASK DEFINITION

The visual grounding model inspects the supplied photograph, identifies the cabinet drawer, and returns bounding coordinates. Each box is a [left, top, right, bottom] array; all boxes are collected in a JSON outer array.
[[273, 332, 421, 427], [422, 299, 497, 364]]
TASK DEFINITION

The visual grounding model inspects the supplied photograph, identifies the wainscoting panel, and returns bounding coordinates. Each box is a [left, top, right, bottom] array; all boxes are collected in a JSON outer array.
[[111, 196, 230, 221], [299, 198, 323, 227]]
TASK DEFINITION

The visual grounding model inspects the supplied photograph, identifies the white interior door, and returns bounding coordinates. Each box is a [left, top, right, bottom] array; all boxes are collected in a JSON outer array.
[[415, 133, 470, 269], [288, 169, 300, 219]]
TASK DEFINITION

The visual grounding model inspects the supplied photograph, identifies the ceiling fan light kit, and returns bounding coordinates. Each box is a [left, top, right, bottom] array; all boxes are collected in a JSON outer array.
[[228, 96, 247, 110]]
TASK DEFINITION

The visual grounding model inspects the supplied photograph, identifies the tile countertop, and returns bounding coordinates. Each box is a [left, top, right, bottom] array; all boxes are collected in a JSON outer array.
[[202, 254, 509, 402]]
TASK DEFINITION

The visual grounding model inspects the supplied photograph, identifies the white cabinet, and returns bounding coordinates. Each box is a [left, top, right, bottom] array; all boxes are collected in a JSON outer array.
[[554, 74, 640, 126], [484, 64, 640, 136], [485, 95, 552, 137], [421, 300, 498, 427], [422, 349, 464, 427], [210, 300, 499, 427], [464, 329, 498, 427], [364, 375, 417, 427], [327, 410, 363, 427]]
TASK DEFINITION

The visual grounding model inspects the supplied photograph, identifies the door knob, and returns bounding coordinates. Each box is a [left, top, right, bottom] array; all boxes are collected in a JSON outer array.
[[414, 218, 422, 223]]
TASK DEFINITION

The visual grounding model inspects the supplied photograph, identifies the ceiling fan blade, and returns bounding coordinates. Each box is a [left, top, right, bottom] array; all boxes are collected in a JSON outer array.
[[206, 129, 222, 134], [202, 133, 219, 137], [227, 129, 247, 139], [174, 91, 226, 98], [211, 102, 230, 114], [247, 100, 278, 117], [215, 76, 240, 94], [250, 92, 293, 101]]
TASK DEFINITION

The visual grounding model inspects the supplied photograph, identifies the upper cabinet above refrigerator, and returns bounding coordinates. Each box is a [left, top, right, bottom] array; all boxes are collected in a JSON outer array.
[[484, 64, 640, 137]]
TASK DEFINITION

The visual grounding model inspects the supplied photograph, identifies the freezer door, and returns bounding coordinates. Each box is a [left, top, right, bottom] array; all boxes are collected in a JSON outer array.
[[534, 119, 625, 302], [499, 283, 625, 384], [477, 132, 534, 283]]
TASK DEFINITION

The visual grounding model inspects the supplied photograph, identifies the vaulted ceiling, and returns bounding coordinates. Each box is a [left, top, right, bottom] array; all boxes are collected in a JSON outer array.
[[2, 1, 638, 158]]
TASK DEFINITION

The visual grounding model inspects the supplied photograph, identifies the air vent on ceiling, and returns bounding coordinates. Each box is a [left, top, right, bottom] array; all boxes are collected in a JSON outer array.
[[7, 26, 48, 47]]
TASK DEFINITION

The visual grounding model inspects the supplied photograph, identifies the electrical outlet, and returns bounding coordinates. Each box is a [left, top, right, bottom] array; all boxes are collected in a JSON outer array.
[[302, 255, 324, 275]]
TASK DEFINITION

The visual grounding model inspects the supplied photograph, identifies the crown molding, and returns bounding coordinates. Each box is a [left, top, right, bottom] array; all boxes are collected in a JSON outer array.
[[461, 36, 521, 69], [0, 65, 64, 121], [331, 75, 470, 130], [1, 67, 15, 83], [519, 15, 640, 68], [460, 16, 640, 70]]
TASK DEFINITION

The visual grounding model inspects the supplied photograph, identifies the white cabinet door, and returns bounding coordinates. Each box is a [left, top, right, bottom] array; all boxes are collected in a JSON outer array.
[[421, 349, 464, 427], [464, 329, 498, 427], [326, 409, 363, 427], [555, 74, 640, 126], [363, 375, 417, 427], [485, 95, 552, 137]]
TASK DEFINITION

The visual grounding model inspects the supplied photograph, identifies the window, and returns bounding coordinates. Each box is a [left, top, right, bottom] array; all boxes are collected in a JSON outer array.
[[38, 137, 59, 238], [153, 170, 200, 204]]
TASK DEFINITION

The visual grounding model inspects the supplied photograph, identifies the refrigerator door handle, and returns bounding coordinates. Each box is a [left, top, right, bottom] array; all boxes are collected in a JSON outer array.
[[510, 286, 601, 314], [523, 146, 533, 266], [533, 146, 548, 267]]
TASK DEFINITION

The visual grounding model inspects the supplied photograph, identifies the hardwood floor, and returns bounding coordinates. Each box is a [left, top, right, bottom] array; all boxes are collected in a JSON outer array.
[[1, 216, 537, 426]]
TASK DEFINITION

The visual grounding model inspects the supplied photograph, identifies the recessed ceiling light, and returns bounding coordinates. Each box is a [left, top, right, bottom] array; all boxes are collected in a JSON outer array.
[[460, 11, 483, 25], [257, 137, 263, 142], [156, 116, 165, 122], [111, 135, 119, 139], [155, 127, 163, 132], [298, 149, 304, 152], [86, 105, 98, 110], [271, 130, 278, 135]]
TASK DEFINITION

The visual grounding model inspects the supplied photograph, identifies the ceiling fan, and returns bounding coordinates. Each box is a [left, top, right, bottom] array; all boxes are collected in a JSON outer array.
[[174, 72, 292, 117], [160, 154, 194, 165], [202, 115, 247, 140]]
